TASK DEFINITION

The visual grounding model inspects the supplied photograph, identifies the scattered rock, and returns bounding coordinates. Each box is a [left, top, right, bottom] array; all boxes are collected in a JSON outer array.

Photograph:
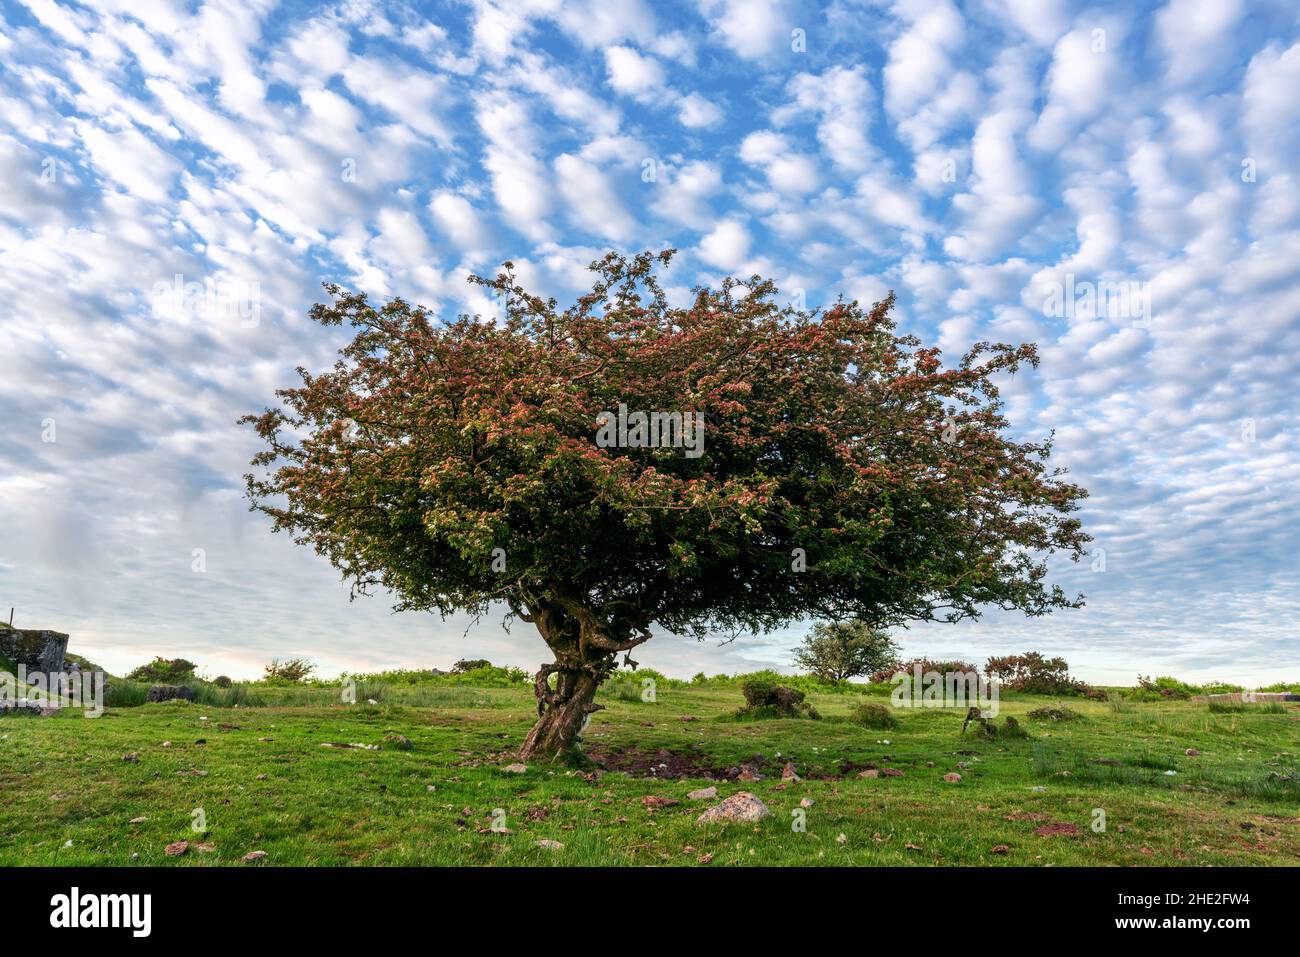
[[836, 833, 847, 845], [799, 797, 814, 808], [859, 769, 880, 779], [679, 715, 700, 722], [687, 786, 718, 800], [535, 839, 565, 850], [943, 772, 962, 783], [121, 752, 139, 762], [242, 850, 268, 863], [256, 774, 268, 780], [882, 768, 904, 777], [991, 844, 1010, 854], [320, 742, 379, 750], [161, 741, 172, 748], [129, 816, 148, 824], [146, 685, 196, 704], [781, 762, 800, 782], [501, 763, 528, 774], [642, 796, 679, 809], [382, 733, 413, 751], [164, 841, 189, 857], [697, 852, 714, 864], [1185, 748, 1199, 756], [195, 842, 216, 853], [696, 792, 773, 825]]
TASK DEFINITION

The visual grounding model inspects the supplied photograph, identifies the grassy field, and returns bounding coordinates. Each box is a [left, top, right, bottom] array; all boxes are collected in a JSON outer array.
[[2, 682, 1298, 866]]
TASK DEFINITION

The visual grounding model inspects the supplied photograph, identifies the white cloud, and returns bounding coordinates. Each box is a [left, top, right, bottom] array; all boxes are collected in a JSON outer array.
[[697, 218, 751, 270]]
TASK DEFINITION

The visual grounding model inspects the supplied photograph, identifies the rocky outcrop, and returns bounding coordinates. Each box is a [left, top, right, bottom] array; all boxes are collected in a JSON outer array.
[[0, 626, 68, 674], [146, 685, 196, 703]]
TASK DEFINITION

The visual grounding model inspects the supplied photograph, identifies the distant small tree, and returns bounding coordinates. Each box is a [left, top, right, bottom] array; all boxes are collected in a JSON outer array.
[[451, 658, 492, 674], [264, 658, 316, 683], [792, 620, 900, 682]]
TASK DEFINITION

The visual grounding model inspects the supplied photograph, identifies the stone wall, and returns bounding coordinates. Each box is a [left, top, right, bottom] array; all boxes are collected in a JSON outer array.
[[0, 627, 69, 674]]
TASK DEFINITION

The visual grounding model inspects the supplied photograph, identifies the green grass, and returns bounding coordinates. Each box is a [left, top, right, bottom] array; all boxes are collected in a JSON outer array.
[[0, 686, 1297, 866]]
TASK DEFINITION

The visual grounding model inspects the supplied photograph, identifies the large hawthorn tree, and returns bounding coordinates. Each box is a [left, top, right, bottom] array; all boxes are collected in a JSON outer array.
[[243, 251, 1088, 759]]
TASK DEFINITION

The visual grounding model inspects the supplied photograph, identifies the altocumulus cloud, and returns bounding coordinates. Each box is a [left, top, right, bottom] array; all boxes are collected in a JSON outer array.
[[0, 0, 1298, 685]]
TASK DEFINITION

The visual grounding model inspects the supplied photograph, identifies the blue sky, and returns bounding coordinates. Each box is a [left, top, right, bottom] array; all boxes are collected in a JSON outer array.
[[1, 0, 1298, 685]]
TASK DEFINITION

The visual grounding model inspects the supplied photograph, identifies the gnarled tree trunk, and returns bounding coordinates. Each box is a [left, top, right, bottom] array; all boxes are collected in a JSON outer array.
[[515, 597, 650, 761], [519, 665, 603, 759]]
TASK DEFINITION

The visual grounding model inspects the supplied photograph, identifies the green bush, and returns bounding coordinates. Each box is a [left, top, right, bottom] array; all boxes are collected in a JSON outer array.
[[850, 702, 899, 729], [213, 675, 232, 688], [125, 657, 198, 683], [1026, 706, 1083, 721], [733, 678, 820, 720]]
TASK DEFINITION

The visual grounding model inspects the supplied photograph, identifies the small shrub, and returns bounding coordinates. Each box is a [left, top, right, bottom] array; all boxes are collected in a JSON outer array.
[[125, 657, 198, 683], [213, 675, 232, 688], [985, 652, 1093, 696], [1001, 716, 1029, 738], [850, 702, 899, 729], [735, 679, 820, 720], [1026, 706, 1083, 721], [871, 658, 979, 684], [451, 658, 492, 674], [964, 711, 1029, 739], [263, 658, 316, 683], [1137, 675, 1192, 699]]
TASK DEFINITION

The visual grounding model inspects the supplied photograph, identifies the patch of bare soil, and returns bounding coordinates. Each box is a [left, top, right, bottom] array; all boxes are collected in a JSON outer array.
[[589, 746, 770, 780]]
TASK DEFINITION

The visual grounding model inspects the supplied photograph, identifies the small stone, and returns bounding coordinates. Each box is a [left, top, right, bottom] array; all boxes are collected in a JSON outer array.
[[696, 792, 773, 825], [164, 841, 189, 857], [256, 773, 268, 780], [799, 797, 814, 808], [1185, 748, 1199, 756], [697, 852, 714, 864], [1164, 769, 1178, 776], [943, 772, 962, 783], [129, 816, 148, 824], [382, 733, 413, 750], [642, 796, 679, 808], [836, 833, 847, 845], [1030, 786, 1047, 792], [687, 786, 718, 800], [242, 850, 268, 863], [195, 842, 216, 853], [882, 768, 904, 777], [535, 839, 565, 850], [991, 844, 1010, 854], [161, 741, 172, 748], [501, 763, 528, 773], [122, 752, 139, 762], [859, 769, 880, 779], [781, 762, 800, 782]]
